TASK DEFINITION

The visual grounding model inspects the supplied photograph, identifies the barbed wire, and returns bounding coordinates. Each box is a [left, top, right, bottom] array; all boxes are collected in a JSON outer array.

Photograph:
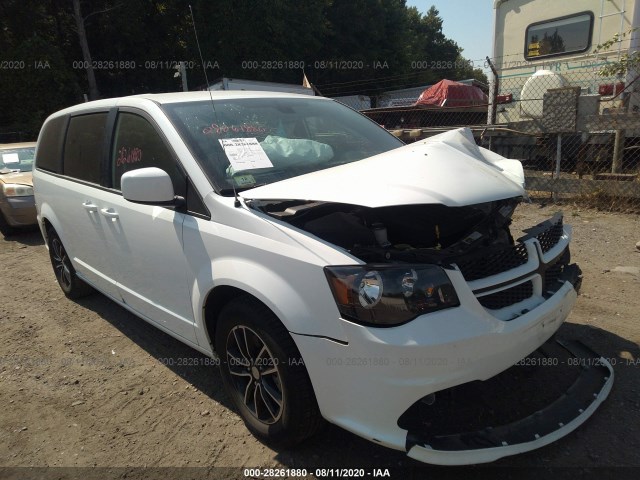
[[314, 43, 636, 96]]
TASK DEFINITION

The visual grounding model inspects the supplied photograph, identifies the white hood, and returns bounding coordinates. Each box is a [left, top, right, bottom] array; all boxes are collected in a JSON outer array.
[[241, 128, 525, 208]]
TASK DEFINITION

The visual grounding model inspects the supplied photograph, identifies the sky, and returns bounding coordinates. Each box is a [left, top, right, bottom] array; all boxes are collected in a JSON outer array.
[[406, 0, 495, 65]]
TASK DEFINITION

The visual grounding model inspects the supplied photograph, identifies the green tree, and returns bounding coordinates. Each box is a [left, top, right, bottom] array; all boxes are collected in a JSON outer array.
[[406, 6, 485, 85], [0, 0, 486, 137], [0, 0, 83, 138], [191, 0, 330, 85], [87, 1, 192, 95], [314, 0, 412, 100], [594, 28, 639, 77], [406, 5, 460, 77]]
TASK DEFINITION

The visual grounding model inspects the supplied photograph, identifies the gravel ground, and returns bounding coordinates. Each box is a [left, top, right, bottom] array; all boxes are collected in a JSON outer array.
[[0, 201, 639, 479]]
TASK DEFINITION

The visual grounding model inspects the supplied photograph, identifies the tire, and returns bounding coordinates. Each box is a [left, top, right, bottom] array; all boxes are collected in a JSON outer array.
[[47, 228, 94, 299], [216, 296, 323, 447]]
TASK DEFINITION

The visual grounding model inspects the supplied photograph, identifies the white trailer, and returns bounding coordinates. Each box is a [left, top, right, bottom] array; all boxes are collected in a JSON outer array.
[[491, 0, 640, 124], [207, 77, 315, 96]]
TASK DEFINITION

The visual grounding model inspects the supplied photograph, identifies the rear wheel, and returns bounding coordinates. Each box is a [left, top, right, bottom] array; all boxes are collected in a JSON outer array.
[[47, 228, 94, 299], [216, 296, 323, 447]]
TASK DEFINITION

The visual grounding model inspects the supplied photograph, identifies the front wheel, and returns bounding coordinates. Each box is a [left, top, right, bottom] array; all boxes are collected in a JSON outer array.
[[47, 228, 94, 299], [216, 296, 323, 447]]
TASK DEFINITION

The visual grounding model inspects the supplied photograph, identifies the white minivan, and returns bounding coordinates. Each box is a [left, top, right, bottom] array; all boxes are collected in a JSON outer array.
[[33, 91, 612, 465]]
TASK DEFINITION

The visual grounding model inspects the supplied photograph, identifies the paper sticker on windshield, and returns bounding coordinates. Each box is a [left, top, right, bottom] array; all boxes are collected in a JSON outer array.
[[234, 174, 256, 187], [2, 153, 19, 164], [219, 138, 273, 172]]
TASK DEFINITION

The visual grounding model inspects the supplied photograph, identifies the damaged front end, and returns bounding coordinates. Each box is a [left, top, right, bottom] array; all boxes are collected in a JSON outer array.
[[250, 196, 612, 464], [237, 125, 612, 463], [255, 196, 581, 325]]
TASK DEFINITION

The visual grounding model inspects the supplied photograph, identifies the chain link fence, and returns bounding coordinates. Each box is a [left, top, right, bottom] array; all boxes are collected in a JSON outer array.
[[491, 64, 640, 207], [329, 61, 640, 209]]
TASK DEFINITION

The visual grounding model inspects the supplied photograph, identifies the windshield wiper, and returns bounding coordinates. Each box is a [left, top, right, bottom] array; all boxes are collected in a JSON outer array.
[[217, 183, 268, 196]]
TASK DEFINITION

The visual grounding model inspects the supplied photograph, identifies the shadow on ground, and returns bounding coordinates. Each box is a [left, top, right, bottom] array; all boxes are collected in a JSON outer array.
[[1, 227, 44, 246], [75, 291, 640, 475]]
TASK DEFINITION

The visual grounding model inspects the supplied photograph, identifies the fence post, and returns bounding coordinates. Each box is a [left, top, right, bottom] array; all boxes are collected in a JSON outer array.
[[553, 134, 562, 201], [486, 57, 499, 151], [486, 56, 498, 126], [612, 129, 625, 173]]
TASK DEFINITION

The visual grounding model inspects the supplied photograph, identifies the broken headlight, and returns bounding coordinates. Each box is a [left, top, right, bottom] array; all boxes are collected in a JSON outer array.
[[324, 265, 459, 326]]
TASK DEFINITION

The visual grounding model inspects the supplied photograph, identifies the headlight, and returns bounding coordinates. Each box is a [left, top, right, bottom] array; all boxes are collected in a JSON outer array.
[[324, 265, 459, 326], [2, 183, 34, 197]]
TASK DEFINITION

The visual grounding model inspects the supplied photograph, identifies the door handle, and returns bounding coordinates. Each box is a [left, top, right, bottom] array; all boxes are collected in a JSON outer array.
[[100, 208, 119, 220], [82, 201, 98, 213]]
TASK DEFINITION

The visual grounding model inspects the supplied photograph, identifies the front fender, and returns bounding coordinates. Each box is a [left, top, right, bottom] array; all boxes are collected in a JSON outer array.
[[191, 256, 347, 346]]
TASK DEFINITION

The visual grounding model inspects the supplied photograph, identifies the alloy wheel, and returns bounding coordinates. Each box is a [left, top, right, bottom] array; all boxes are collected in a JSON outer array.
[[225, 325, 284, 424], [51, 238, 72, 290]]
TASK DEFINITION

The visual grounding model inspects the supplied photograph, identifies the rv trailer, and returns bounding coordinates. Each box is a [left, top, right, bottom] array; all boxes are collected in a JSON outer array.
[[490, 0, 640, 176]]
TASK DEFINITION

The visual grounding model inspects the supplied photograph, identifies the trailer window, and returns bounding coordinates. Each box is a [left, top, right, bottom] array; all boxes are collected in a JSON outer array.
[[525, 12, 593, 60]]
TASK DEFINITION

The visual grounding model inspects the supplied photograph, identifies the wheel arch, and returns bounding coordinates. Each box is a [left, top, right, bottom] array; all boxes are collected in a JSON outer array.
[[42, 217, 53, 239], [195, 255, 343, 351], [203, 284, 304, 354], [202, 285, 249, 352], [38, 203, 65, 245]]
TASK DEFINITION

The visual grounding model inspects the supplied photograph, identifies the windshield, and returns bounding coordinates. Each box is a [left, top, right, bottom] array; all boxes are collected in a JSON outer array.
[[0, 146, 35, 173], [161, 98, 403, 194]]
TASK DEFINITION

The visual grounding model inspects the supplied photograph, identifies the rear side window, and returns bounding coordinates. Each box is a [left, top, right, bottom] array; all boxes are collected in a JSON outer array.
[[36, 115, 67, 173], [111, 112, 183, 194], [63, 113, 107, 183], [525, 12, 593, 59]]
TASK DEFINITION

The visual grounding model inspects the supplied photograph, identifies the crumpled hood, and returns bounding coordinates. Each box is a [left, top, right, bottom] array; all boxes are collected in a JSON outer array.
[[0, 171, 33, 186], [241, 128, 525, 208]]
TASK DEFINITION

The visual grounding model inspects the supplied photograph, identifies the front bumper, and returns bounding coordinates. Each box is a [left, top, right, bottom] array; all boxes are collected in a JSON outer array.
[[0, 195, 37, 226], [293, 215, 611, 464], [293, 279, 579, 457], [405, 339, 613, 465]]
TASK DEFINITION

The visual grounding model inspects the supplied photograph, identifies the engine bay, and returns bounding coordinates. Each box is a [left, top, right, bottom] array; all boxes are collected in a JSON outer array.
[[254, 196, 523, 266]]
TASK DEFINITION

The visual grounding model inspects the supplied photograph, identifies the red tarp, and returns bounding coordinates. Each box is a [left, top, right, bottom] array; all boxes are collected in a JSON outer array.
[[415, 79, 488, 107]]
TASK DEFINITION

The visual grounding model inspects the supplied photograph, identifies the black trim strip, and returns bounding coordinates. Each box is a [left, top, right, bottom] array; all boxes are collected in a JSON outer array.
[[34, 168, 112, 192], [101, 108, 118, 188], [289, 331, 348, 346]]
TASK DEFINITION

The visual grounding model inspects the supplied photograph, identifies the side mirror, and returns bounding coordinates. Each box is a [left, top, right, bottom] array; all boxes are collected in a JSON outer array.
[[121, 167, 177, 205]]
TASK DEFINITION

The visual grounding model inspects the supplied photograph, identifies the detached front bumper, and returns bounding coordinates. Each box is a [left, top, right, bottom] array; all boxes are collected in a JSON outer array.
[[405, 339, 613, 465]]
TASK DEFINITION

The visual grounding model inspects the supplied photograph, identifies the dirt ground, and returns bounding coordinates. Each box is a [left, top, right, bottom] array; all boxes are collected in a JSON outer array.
[[0, 201, 639, 479]]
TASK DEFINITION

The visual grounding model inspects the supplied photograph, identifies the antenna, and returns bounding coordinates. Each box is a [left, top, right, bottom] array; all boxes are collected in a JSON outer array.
[[189, 5, 241, 207], [189, 4, 211, 90]]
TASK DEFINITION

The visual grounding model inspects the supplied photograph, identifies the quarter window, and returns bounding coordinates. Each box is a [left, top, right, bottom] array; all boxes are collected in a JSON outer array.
[[525, 12, 593, 59], [36, 115, 67, 173], [63, 113, 107, 183]]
